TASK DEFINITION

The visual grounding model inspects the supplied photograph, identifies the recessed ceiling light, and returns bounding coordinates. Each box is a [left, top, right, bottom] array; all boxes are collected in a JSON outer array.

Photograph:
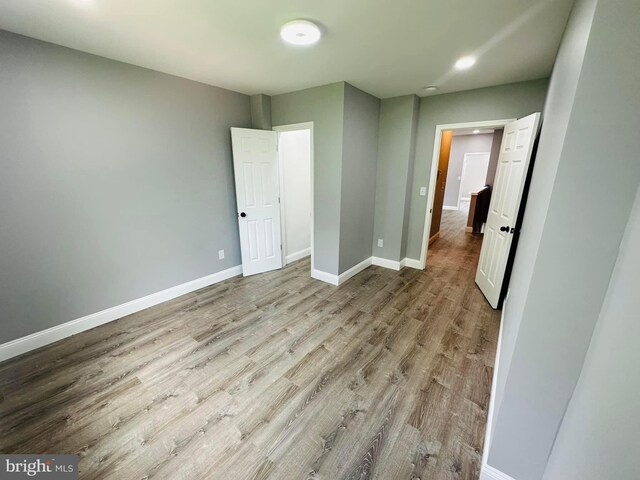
[[423, 86, 438, 92], [455, 56, 476, 70], [280, 20, 322, 46], [473, 129, 480, 134]]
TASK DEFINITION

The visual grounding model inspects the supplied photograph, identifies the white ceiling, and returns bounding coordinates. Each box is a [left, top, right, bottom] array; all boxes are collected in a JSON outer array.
[[0, 0, 575, 99]]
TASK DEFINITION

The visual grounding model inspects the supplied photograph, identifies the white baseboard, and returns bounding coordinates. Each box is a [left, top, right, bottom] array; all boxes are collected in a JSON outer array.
[[338, 257, 372, 284], [311, 269, 339, 286], [403, 258, 423, 269], [480, 464, 516, 480], [314, 255, 424, 287], [372, 256, 424, 271], [286, 247, 311, 264], [443, 205, 458, 211], [312, 257, 373, 287], [372, 256, 402, 271], [0, 265, 243, 363], [479, 301, 513, 480]]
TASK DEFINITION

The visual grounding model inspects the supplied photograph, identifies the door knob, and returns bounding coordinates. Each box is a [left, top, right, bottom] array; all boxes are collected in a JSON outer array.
[[500, 225, 509, 232], [240, 212, 247, 218]]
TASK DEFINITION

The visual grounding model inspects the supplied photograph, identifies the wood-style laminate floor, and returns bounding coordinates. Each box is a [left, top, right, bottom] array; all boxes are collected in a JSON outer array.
[[0, 209, 499, 480]]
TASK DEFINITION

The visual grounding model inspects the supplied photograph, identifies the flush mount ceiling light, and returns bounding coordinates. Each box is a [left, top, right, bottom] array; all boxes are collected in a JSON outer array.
[[473, 129, 480, 134], [423, 86, 438, 92], [280, 20, 322, 46], [454, 56, 476, 70]]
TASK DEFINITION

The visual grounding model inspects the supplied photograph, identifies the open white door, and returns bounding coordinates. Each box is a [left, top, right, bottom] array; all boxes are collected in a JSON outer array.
[[476, 112, 541, 308], [231, 128, 282, 276]]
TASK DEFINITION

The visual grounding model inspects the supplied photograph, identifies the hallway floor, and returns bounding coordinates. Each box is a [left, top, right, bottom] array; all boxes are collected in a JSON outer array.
[[0, 212, 498, 480]]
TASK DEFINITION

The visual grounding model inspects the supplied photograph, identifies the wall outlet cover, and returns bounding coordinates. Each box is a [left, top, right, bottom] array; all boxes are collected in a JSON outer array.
[[419, 187, 427, 196], [377, 239, 384, 248], [218, 250, 225, 260]]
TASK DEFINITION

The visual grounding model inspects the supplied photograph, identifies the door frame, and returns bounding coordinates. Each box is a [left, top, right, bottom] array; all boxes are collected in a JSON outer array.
[[457, 151, 491, 209], [272, 122, 314, 271], [419, 119, 515, 269]]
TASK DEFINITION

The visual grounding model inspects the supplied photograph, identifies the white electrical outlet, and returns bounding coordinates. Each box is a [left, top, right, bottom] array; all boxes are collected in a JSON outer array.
[[218, 249, 225, 260], [377, 239, 384, 248], [419, 186, 427, 196]]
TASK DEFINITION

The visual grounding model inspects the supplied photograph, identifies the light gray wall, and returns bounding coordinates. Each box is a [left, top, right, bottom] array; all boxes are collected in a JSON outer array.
[[404, 79, 549, 261], [339, 84, 380, 273], [400, 98, 420, 260], [442, 133, 493, 208], [372, 95, 419, 262], [490, 0, 597, 437], [488, 0, 640, 478], [0, 30, 251, 344], [485, 129, 503, 187], [271, 83, 345, 275], [250, 94, 272, 130], [542, 186, 640, 480]]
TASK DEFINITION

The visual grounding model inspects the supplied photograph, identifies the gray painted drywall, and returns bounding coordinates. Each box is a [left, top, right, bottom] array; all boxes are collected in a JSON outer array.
[[0, 30, 251, 344], [442, 134, 493, 208], [271, 83, 345, 275], [339, 84, 380, 273], [542, 186, 640, 480], [490, 0, 597, 438], [404, 79, 549, 261], [485, 129, 503, 187], [399, 98, 420, 261], [372, 96, 419, 262], [250, 94, 272, 130], [488, 1, 640, 478]]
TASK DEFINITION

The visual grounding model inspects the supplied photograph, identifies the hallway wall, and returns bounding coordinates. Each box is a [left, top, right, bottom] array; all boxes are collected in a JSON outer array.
[[443, 133, 493, 208], [488, 0, 640, 478], [403, 79, 549, 262]]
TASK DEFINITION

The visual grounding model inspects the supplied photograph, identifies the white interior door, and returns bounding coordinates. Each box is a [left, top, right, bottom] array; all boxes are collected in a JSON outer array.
[[231, 128, 282, 276], [476, 112, 541, 308]]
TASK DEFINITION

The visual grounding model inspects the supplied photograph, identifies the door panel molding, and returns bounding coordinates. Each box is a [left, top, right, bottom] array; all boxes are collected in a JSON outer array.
[[231, 128, 283, 276]]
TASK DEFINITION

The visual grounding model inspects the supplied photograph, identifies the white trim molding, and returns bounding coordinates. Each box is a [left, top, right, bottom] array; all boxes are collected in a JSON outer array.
[[311, 269, 339, 286], [0, 265, 243, 362], [419, 118, 516, 270], [312, 257, 373, 287], [338, 257, 373, 284], [273, 122, 315, 272], [372, 256, 403, 271], [403, 258, 423, 269], [372, 256, 424, 271], [442, 205, 459, 211], [286, 247, 311, 264], [479, 299, 516, 480], [311, 255, 424, 287], [480, 464, 517, 480]]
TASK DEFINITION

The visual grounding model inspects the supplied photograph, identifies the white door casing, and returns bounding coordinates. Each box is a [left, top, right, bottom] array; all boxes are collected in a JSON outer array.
[[231, 128, 282, 276], [475, 112, 541, 308]]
